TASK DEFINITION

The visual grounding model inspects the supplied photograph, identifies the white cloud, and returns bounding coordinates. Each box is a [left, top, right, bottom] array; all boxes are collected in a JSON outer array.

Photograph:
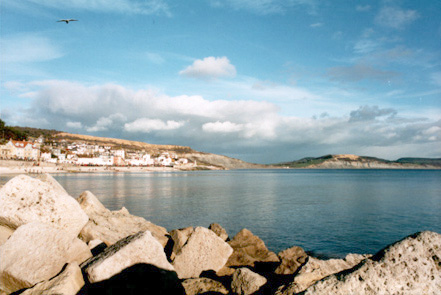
[[179, 56, 237, 80], [209, 0, 317, 15], [203, 121, 244, 133], [7, 79, 440, 162], [124, 118, 184, 133], [144, 52, 165, 64], [310, 22, 323, 28], [327, 64, 398, 83], [87, 113, 127, 132], [353, 39, 380, 54], [0, 34, 63, 63], [375, 6, 419, 29], [66, 121, 83, 129], [18, 0, 170, 16], [356, 5, 371, 12], [431, 72, 441, 87]]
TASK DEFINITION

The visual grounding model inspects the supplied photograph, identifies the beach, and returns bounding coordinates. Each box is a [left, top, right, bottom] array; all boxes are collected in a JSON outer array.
[[0, 160, 220, 175]]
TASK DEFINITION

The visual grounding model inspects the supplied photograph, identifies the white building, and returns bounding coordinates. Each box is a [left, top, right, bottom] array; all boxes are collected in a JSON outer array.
[[77, 155, 114, 166], [156, 153, 173, 166], [1, 140, 40, 160]]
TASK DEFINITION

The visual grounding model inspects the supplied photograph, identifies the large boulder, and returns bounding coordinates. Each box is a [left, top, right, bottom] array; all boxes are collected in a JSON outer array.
[[0, 222, 92, 294], [182, 278, 229, 295], [278, 253, 369, 294], [20, 263, 84, 295], [301, 231, 441, 295], [231, 267, 267, 295], [0, 225, 14, 246], [275, 246, 308, 275], [0, 174, 88, 239], [82, 230, 174, 283], [78, 191, 168, 247], [35, 173, 70, 196], [209, 223, 229, 241], [172, 227, 233, 279], [226, 228, 279, 267], [80, 263, 185, 295], [168, 227, 194, 260]]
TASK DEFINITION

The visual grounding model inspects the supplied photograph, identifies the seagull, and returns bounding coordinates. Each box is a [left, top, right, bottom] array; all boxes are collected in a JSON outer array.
[[57, 19, 78, 24]]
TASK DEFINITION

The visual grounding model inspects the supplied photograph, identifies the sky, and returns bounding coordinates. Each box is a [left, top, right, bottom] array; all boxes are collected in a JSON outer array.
[[1, 0, 440, 164]]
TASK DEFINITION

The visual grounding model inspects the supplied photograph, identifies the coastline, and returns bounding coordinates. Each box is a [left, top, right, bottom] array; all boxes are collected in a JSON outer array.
[[0, 159, 222, 175]]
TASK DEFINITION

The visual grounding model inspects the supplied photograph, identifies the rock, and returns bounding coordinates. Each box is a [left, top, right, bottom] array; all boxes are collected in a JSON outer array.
[[79, 263, 185, 295], [275, 246, 308, 275], [209, 223, 229, 241], [0, 225, 14, 246], [20, 263, 84, 295], [78, 191, 168, 246], [0, 222, 92, 294], [182, 278, 229, 295], [88, 239, 107, 256], [226, 228, 279, 267], [172, 227, 233, 279], [231, 267, 267, 295], [278, 253, 369, 294], [0, 175, 88, 239], [82, 230, 174, 283], [35, 173, 70, 196], [168, 227, 194, 260], [301, 231, 441, 295], [88, 239, 105, 250]]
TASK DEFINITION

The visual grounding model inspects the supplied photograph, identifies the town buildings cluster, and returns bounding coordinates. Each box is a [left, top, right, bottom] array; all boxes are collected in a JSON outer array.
[[0, 139, 191, 167]]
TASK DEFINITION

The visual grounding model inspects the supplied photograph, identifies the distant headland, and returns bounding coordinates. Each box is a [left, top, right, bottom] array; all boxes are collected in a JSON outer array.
[[0, 123, 440, 171]]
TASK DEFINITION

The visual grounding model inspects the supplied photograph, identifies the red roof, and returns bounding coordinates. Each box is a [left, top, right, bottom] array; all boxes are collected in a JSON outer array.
[[10, 140, 38, 149]]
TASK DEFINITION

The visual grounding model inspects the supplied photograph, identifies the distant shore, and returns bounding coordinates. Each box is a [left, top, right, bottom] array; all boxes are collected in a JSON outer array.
[[0, 160, 222, 175]]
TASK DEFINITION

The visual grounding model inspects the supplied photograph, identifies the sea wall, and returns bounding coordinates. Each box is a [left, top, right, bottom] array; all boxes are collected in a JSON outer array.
[[0, 174, 440, 295]]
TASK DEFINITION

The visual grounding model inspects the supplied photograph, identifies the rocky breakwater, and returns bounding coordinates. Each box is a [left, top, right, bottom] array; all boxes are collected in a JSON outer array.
[[0, 174, 440, 295]]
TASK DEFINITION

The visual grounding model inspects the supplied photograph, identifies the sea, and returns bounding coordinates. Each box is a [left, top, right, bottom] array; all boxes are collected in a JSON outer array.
[[2, 169, 441, 258]]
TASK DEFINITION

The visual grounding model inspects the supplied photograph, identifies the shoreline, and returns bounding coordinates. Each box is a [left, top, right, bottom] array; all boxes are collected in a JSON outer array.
[[1, 159, 440, 175], [0, 159, 223, 175]]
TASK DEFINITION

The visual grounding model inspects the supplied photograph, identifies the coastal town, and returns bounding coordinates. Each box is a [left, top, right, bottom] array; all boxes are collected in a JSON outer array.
[[0, 138, 193, 168]]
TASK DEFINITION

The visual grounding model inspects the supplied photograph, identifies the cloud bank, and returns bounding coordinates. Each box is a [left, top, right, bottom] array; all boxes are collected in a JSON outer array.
[[5, 80, 439, 163]]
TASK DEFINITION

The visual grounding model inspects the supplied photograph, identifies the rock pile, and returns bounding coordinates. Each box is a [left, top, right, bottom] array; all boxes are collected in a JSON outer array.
[[0, 174, 440, 295]]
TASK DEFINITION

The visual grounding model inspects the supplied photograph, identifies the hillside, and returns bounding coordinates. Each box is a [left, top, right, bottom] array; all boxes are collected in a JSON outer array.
[[4, 125, 440, 170], [277, 154, 441, 169], [52, 132, 265, 170]]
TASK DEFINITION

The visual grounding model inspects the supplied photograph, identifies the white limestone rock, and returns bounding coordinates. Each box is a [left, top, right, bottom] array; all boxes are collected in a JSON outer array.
[[231, 267, 267, 295], [0, 225, 14, 246], [78, 191, 168, 247], [82, 230, 174, 283], [278, 253, 369, 294], [302, 231, 441, 295], [35, 173, 70, 196], [172, 227, 233, 279], [0, 174, 88, 239], [209, 223, 229, 241], [182, 278, 229, 295], [20, 263, 85, 295], [88, 239, 105, 250], [169, 227, 194, 260], [0, 222, 92, 294]]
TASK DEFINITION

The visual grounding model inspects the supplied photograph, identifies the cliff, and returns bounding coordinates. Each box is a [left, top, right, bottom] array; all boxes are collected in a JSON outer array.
[[278, 154, 441, 169]]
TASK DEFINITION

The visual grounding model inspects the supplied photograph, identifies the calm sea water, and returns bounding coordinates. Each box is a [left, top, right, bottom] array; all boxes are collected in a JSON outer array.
[[2, 169, 441, 257]]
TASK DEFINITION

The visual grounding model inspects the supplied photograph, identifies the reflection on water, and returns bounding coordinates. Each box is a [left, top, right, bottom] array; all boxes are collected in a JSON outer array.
[[2, 169, 441, 257]]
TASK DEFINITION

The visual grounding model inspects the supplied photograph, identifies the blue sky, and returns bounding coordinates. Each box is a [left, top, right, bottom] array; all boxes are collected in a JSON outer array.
[[1, 0, 440, 163]]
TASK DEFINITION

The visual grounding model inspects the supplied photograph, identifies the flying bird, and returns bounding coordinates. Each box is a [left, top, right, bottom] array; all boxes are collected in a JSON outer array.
[[57, 19, 78, 24]]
